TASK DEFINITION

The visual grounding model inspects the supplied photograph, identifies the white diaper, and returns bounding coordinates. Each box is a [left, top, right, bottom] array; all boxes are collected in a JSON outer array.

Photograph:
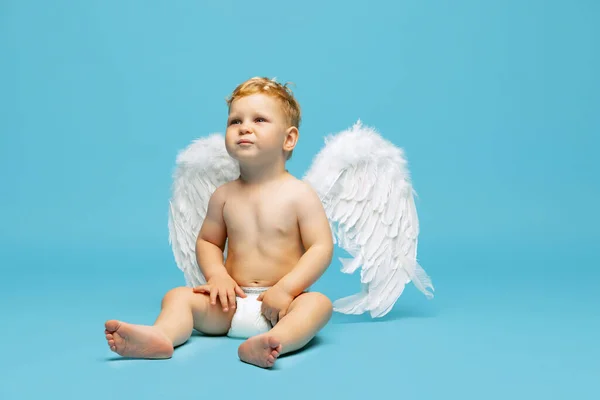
[[227, 287, 272, 339]]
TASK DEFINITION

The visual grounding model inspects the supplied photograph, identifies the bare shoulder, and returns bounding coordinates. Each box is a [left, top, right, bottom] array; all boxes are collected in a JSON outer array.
[[282, 176, 312, 196], [220, 180, 239, 191], [288, 179, 324, 211], [290, 179, 318, 197], [211, 180, 238, 200]]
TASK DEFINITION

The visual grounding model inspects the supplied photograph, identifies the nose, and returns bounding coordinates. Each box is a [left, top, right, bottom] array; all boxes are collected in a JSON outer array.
[[239, 123, 252, 135]]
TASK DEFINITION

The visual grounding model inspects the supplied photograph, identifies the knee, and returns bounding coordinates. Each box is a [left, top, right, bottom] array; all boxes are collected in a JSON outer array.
[[309, 292, 333, 315], [163, 286, 193, 304]]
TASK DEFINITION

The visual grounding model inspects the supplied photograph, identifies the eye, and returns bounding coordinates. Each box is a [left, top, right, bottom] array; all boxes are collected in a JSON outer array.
[[255, 117, 267, 123], [229, 119, 241, 125]]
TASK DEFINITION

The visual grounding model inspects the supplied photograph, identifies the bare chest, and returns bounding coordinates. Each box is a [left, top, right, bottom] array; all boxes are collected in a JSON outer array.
[[223, 193, 298, 239]]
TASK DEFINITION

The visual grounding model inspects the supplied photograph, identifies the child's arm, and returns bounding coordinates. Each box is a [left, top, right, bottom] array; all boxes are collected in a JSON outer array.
[[195, 184, 246, 310], [195, 185, 230, 280], [275, 183, 334, 297]]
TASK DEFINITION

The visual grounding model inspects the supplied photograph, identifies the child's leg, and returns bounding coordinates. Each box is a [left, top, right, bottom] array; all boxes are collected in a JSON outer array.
[[104, 287, 235, 359], [237, 292, 333, 368]]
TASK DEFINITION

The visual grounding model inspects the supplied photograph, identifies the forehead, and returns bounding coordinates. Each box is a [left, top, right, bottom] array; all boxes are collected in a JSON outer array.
[[229, 93, 282, 115]]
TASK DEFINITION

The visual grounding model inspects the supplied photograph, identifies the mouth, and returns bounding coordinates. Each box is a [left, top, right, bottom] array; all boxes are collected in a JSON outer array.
[[237, 140, 253, 145]]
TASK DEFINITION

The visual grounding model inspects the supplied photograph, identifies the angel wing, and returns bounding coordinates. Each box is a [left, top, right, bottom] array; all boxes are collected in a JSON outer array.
[[168, 133, 239, 287], [303, 120, 434, 318]]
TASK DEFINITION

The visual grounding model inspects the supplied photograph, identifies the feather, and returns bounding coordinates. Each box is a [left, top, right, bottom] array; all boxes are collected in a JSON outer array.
[[167, 120, 433, 318], [167, 133, 239, 287], [303, 120, 434, 317]]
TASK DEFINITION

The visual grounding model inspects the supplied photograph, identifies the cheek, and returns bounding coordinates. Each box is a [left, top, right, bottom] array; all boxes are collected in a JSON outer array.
[[225, 130, 236, 143], [224, 132, 236, 150]]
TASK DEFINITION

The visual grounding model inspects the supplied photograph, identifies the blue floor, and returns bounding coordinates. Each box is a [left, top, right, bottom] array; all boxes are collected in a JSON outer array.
[[1, 239, 597, 400], [2, 2, 598, 397]]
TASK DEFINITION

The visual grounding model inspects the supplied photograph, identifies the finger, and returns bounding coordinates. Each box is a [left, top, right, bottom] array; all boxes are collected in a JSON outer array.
[[278, 310, 286, 322], [235, 285, 247, 298], [219, 290, 229, 311], [266, 308, 278, 326], [193, 285, 209, 293], [227, 289, 236, 309], [270, 313, 278, 327], [209, 288, 218, 306], [257, 292, 264, 301]]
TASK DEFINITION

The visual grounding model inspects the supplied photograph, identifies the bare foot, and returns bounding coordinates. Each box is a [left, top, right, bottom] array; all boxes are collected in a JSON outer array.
[[238, 334, 283, 368], [104, 320, 174, 359]]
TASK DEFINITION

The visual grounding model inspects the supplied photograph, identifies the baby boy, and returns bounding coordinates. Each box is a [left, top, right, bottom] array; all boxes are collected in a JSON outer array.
[[104, 77, 334, 368]]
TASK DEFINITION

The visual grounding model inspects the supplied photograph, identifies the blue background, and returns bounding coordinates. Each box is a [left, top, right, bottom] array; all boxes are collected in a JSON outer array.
[[1, 0, 598, 399]]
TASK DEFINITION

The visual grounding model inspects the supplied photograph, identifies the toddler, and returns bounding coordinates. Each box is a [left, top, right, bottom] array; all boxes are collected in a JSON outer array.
[[104, 77, 334, 368]]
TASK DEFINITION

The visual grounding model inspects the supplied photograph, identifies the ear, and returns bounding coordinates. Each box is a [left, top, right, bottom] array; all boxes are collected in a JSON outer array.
[[283, 126, 299, 152]]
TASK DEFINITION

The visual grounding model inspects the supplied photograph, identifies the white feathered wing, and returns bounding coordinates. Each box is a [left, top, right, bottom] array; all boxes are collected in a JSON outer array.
[[168, 133, 239, 287], [303, 121, 434, 318]]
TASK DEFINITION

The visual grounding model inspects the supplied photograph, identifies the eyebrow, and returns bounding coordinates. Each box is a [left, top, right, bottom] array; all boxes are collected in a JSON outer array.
[[228, 112, 269, 121]]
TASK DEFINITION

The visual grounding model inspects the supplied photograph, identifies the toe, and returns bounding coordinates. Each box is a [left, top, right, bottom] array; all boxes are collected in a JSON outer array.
[[105, 320, 121, 333], [268, 336, 281, 349]]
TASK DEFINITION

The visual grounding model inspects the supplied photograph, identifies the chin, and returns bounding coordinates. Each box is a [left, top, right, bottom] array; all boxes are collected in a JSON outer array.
[[226, 145, 248, 160], [229, 150, 258, 163]]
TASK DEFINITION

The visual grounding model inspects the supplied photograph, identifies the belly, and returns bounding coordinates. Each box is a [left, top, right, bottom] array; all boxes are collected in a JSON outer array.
[[225, 236, 304, 287]]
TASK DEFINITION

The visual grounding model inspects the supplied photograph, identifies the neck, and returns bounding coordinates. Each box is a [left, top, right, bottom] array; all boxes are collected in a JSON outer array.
[[238, 159, 288, 185]]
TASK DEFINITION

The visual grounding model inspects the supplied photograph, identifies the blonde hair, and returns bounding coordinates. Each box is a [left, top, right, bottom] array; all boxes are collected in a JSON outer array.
[[226, 77, 301, 160]]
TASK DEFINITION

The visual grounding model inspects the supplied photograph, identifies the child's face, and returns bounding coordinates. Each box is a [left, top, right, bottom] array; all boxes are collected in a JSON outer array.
[[225, 93, 297, 163]]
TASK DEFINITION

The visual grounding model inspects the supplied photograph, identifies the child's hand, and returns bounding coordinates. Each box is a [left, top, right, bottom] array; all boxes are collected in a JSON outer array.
[[257, 285, 294, 326], [193, 273, 246, 312]]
